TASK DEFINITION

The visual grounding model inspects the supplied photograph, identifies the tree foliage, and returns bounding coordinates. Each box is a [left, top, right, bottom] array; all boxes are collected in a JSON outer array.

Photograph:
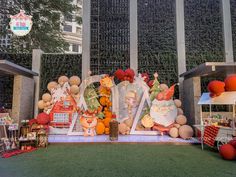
[[0, 0, 82, 53]]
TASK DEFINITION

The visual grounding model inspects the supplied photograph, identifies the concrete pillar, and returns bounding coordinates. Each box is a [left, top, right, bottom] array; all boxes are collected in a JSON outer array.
[[130, 0, 138, 72], [12, 75, 34, 123], [183, 77, 201, 125], [32, 49, 43, 117], [222, 0, 234, 62], [176, 0, 186, 100], [82, 0, 91, 79]]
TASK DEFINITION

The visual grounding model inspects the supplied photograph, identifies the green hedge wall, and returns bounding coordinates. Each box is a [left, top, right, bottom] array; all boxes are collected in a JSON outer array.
[[185, 0, 225, 93], [137, 0, 178, 97], [90, 0, 130, 75], [40, 54, 82, 97], [231, 0, 236, 61], [0, 53, 32, 108]]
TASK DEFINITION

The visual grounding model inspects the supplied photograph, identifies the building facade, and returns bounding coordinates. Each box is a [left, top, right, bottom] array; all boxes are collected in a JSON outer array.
[[62, 0, 83, 54]]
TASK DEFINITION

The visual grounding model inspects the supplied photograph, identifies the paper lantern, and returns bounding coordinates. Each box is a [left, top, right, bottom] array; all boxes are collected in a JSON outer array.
[[219, 144, 236, 160], [179, 125, 193, 139], [69, 76, 81, 86]]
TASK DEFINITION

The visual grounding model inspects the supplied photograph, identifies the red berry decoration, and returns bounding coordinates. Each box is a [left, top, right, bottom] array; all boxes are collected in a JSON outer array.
[[219, 144, 236, 160], [114, 69, 125, 81], [125, 68, 135, 78], [36, 112, 50, 125], [141, 73, 150, 83], [148, 80, 154, 88]]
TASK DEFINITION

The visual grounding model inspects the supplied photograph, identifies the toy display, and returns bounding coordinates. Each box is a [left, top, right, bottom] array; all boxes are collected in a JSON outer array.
[[195, 91, 236, 150], [32, 71, 195, 141], [80, 110, 98, 136], [37, 129, 48, 148]]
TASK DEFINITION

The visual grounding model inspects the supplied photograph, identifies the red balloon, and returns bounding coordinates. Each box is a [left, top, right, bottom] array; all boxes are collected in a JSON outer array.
[[225, 74, 236, 91], [141, 73, 150, 83], [148, 80, 154, 88], [207, 80, 225, 97], [229, 139, 236, 149], [114, 69, 125, 81], [37, 112, 50, 125], [219, 144, 236, 160]]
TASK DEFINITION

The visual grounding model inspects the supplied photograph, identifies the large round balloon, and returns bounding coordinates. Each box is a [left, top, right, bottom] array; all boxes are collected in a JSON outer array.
[[219, 144, 236, 160], [36, 112, 50, 125], [150, 99, 177, 127]]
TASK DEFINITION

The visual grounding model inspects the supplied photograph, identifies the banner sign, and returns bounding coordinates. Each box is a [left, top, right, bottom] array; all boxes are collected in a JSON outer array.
[[9, 10, 33, 36]]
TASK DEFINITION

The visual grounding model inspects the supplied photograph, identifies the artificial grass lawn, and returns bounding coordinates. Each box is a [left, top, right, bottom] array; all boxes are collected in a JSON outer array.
[[0, 144, 235, 177]]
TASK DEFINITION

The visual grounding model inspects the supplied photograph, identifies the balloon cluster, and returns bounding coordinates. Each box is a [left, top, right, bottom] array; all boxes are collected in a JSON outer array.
[[208, 74, 236, 97], [114, 68, 135, 83], [37, 75, 81, 113]]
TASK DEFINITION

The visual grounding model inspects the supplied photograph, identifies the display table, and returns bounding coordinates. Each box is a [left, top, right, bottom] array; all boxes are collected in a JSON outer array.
[[180, 62, 236, 126], [0, 60, 38, 124]]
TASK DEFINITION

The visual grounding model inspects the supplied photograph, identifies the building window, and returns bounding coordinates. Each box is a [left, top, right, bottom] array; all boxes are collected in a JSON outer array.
[[65, 14, 73, 22], [76, 27, 81, 35], [63, 25, 72, 32], [72, 44, 79, 52]]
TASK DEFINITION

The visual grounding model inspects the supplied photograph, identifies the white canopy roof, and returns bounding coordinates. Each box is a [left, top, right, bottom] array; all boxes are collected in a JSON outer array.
[[198, 92, 236, 105]]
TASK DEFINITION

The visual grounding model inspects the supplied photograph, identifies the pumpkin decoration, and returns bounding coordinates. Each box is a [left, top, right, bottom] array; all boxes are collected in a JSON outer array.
[[100, 97, 107, 106], [103, 117, 111, 128], [141, 114, 154, 128], [96, 122, 105, 135], [104, 111, 112, 119], [105, 127, 110, 135]]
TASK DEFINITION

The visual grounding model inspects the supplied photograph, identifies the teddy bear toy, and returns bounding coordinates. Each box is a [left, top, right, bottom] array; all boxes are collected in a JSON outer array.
[[208, 74, 236, 97]]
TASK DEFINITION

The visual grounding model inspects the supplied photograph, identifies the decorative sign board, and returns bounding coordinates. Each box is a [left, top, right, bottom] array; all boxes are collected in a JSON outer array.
[[9, 10, 33, 36]]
